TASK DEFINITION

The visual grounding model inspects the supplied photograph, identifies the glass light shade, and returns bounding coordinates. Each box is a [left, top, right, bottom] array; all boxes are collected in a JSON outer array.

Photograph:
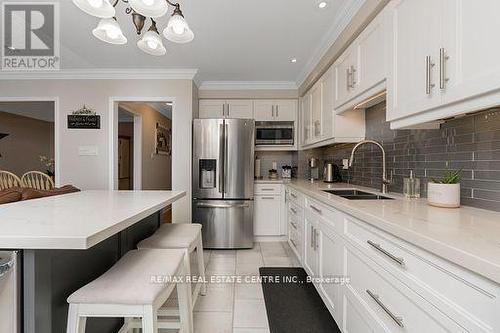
[[72, 0, 115, 18], [137, 30, 166, 56], [92, 18, 127, 45], [129, 0, 169, 18], [163, 14, 194, 44]]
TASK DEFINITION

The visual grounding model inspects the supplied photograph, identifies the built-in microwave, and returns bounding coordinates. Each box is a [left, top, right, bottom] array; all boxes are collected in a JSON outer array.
[[255, 121, 294, 146]]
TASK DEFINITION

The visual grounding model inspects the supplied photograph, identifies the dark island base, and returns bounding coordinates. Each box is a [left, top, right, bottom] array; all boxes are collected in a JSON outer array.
[[23, 212, 161, 333]]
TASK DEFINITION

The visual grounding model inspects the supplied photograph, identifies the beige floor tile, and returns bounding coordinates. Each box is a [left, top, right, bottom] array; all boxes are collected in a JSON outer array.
[[236, 263, 262, 275], [193, 311, 233, 333], [235, 281, 264, 300], [233, 299, 269, 328], [262, 256, 294, 267], [194, 283, 234, 312], [236, 251, 264, 265]]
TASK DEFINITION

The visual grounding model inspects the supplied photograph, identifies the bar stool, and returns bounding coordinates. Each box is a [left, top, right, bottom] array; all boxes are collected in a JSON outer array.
[[66, 249, 193, 333], [137, 223, 207, 309]]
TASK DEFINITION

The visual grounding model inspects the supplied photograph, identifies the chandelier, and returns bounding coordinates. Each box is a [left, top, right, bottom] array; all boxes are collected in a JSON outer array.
[[72, 0, 194, 56]]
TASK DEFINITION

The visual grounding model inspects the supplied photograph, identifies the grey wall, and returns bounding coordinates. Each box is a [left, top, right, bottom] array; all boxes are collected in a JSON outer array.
[[255, 151, 298, 178], [305, 101, 500, 212]]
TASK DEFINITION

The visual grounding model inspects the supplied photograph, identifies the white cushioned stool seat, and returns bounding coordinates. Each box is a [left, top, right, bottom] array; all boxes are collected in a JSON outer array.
[[68, 249, 184, 305], [138, 223, 202, 249]]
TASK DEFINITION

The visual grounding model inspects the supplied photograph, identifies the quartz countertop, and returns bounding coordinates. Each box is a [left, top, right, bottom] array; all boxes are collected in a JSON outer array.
[[254, 177, 292, 184], [0, 190, 185, 250], [287, 179, 500, 284]]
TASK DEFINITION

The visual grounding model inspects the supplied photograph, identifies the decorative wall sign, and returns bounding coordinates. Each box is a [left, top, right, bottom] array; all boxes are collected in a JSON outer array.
[[68, 105, 100, 129], [155, 123, 171, 156]]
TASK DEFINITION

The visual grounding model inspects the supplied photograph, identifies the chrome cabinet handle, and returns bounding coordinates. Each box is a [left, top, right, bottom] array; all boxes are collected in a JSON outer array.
[[366, 289, 404, 328], [312, 226, 316, 249], [439, 48, 450, 90], [367, 240, 405, 267], [276, 105, 279, 118], [315, 229, 319, 250], [350, 65, 357, 86], [425, 55, 435, 94], [261, 196, 275, 200], [226, 103, 230, 117], [261, 188, 275, 191], [218, 124, 224, 193], [310, 225, 314, 248], [346, 68, 351, 90], [310, 205, 322, 214], [272, 105, 275, 118]]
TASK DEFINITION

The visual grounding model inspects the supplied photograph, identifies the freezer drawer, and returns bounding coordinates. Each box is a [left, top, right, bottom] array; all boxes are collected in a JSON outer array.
[[193, 200, 254, 249]]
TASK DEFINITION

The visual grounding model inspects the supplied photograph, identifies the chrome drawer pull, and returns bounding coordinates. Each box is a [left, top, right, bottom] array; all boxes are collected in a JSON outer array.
[[366, 289, 404, 328], [310, 205, 322, 214], [367, 240, 405, 267], [261, 188, 275, 191]]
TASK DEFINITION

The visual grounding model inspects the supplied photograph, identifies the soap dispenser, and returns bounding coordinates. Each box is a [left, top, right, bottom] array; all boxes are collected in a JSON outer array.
[[403, 170, 420, 199]]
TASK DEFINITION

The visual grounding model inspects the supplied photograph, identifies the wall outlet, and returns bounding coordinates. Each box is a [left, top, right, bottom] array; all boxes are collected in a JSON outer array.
[[342, 159, 349, 170]]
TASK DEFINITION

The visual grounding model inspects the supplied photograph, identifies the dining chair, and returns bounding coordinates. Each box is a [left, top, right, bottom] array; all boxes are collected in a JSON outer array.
[[0, 170, 22, 190], [21, 171, 55, 190]]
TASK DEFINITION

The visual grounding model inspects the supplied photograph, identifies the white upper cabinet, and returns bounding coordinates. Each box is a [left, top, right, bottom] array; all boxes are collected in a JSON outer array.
[[199, 100, 226, 118], [334, 7, 389, 112], [225, 100, 253, 119], [388, 0, 500, 128], [254, 100, 297, 121], [440, 0, 500, 108], [199, 100, 253, 119], [387, 0, 442, 122], [300, 94, 312, 146]]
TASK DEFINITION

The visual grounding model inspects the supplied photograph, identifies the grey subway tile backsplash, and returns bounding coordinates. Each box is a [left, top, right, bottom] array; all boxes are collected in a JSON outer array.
[[300, 101, 500, 212]]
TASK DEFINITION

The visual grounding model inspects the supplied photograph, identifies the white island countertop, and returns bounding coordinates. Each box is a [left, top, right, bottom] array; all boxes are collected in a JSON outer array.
[[287, 180, 500, 284], [0, 190, 185, 250]]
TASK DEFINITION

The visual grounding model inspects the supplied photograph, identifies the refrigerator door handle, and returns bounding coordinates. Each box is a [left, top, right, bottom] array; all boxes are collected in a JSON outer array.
[[224, 123, 229, 194], [197, 202, 250, 209], [219, 123, 225, 194]]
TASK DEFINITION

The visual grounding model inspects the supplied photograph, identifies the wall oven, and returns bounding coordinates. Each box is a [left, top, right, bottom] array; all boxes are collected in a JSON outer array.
[[255, 122, 294, 146]]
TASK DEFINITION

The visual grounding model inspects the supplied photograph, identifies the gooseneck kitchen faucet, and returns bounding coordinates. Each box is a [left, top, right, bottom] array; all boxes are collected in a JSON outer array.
[[349, 139, 391, 194]]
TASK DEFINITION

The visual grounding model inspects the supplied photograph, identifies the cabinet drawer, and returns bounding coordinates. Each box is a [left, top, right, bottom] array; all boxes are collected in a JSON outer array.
[[305, 197, 343, 234], [344, 215, 498, 332], [254, 183, 282, 195], [287, 187, 304, 207], [345, 243, 465, 332]]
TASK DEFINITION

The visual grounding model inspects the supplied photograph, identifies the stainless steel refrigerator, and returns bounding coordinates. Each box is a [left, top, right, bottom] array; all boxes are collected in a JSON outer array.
[[193, 118, 255, 249]]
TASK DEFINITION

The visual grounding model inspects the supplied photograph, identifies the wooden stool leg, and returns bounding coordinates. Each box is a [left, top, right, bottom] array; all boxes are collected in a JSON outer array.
[[196, 235, 207, 296], [66, 304, 86, 333], [177, 256, 194, 333], [142, 306, 158, 333]]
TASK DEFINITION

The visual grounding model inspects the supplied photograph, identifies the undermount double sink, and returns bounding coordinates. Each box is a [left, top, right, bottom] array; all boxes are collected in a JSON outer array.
[[322, 189, 394, 200]]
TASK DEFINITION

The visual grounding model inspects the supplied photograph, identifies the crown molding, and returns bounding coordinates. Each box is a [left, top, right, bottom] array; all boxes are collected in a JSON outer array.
[[295, 0, 366, 88], [198, 81, 298, 91], [0, 68, 198, 80]]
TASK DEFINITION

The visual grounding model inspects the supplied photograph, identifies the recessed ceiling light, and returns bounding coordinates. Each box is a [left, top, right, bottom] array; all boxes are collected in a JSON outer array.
[[290, 58, 297, 63], [318, 1, 327, 9]]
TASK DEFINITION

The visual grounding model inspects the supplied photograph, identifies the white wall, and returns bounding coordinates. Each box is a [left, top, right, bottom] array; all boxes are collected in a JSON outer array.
[[0, 79, 195, 222]]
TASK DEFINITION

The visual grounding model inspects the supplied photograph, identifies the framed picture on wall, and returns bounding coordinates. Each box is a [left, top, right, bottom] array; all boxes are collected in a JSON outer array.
[[155, 123, 171, 156]]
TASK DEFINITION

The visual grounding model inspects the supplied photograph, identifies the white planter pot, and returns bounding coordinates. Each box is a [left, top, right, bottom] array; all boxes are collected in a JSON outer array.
[[427, 183, 461, 208]]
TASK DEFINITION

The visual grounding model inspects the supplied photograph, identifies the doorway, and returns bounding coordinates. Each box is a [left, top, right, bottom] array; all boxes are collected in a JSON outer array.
[[0, 100, 57, 185], [118, 108, 136, 190]]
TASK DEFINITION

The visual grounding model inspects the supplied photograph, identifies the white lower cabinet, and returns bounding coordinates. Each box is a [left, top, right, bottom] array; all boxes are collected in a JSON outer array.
[[254, 194, 281, 236], [285, 185, 499, 333]]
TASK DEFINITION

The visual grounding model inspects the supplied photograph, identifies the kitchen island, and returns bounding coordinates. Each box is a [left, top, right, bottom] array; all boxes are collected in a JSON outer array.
[[0, 190, 185, 333]]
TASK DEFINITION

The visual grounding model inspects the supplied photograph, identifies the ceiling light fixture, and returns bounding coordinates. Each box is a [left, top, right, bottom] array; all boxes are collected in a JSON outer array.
[[72, 0, 194, 56], [318, 1, 327, 9], [290, 58, 297, 63]]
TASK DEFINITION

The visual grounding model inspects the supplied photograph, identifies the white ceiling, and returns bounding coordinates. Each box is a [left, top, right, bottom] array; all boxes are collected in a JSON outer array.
[[51, 0, 364, 85], [0, 102, 55, 122]]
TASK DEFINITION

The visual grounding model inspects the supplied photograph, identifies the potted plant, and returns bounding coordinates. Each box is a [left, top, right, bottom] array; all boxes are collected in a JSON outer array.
[[427, 168, 462, 208]]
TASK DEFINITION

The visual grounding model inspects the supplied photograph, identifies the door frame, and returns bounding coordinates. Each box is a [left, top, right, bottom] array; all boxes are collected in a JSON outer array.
[[0, 96, 60, 186], [108, 96, 176, 190]]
